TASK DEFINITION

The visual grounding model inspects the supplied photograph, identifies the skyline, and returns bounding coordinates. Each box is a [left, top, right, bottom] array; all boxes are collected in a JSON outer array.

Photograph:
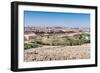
[[24, 11, 90, 28]]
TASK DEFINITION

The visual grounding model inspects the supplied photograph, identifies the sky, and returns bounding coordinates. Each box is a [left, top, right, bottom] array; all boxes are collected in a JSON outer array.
[[24, 11, 90, 28]]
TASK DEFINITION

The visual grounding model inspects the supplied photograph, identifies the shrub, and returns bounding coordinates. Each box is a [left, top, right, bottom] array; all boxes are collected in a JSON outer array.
[[27, 33, 90, 47], [71, 39, 82, 45], [64, 39, 82, 46], [24, 43, 31, 49], [79, 32, 90, 43], [36, 40, 43, 44], [24, 43, 39, 49], [31, 43, 39, 48]]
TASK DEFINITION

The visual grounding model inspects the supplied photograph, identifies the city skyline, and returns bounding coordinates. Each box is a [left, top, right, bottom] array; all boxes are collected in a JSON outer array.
[[24, 11, 90, 28]]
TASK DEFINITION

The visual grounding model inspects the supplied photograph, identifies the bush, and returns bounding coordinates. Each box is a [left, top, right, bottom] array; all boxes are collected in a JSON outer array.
[[64, 39, 82, 46], [79, 32, 90, 43], [26, 34, 90, 47], [24, 43, 39, 49], [71, 39, 82, 45], [24, 43, 31, 49], [37, 38, 83, 46], [35, 41, 43, 44], [31, 43, 39, 48]]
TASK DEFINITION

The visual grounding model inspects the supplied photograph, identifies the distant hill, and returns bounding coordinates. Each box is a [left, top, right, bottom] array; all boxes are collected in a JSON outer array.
[[24, 26, 90, 33]]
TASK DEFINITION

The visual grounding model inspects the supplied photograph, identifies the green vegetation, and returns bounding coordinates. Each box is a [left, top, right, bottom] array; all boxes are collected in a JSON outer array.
[[24, 32, 90, 49], [79, 32, 90, 44], [31, 38, 88, 47], [65, 39, 82, 46], [24, 42, 40, 49]]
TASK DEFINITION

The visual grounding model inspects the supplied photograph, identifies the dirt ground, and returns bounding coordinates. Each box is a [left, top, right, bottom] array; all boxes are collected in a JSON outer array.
[[24, 44, 90, 62]]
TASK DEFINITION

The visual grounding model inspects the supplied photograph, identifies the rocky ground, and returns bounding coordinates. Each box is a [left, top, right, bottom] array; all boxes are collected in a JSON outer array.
[[24, 44, 90, 62]]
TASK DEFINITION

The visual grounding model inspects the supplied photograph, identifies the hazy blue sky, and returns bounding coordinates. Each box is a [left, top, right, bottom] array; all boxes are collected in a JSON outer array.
[[24, 11, 90, 28]]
